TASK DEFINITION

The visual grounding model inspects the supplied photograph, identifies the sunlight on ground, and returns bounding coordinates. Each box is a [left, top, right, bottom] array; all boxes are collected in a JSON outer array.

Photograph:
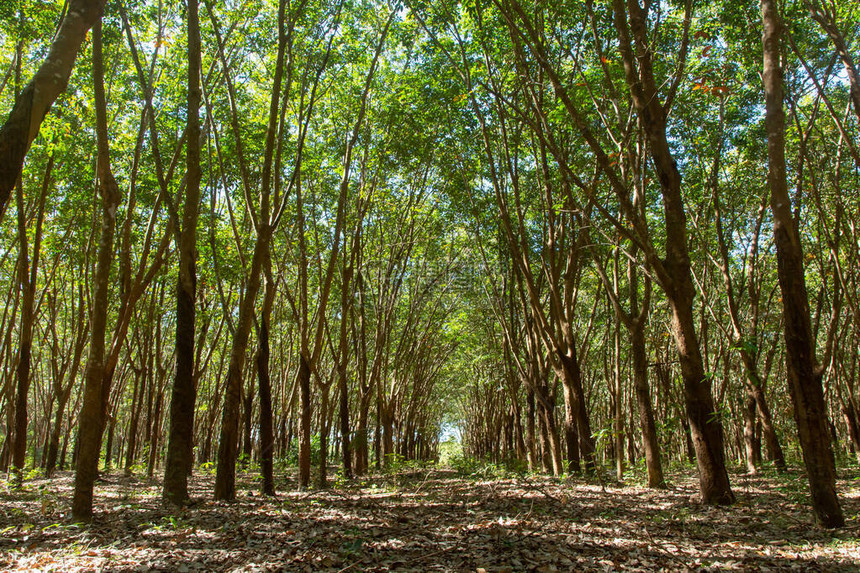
[[1, 468, 858, 571]]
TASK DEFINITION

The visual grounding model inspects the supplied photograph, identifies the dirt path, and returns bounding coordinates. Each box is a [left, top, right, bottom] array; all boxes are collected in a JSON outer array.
[[1, 467, 858, 571]]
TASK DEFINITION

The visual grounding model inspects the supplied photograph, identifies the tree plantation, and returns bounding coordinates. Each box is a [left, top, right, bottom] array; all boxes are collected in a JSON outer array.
[[1, 0, 859, 570]]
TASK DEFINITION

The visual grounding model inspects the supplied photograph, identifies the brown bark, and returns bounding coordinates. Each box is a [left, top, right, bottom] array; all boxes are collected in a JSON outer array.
[[526, 386, 536, 471], [629, 279, 665, 488], [72, 20, 121, 522], [212, 0, 290, 500], [257, 270, 277, 496], [12, 151, 51, 474], [337, 260, 355, 479], [163, 0, 203, 506], [761, 0, 844, 528], [297, 353, 312, 489], [318, 379, 331, 488], [610, 0, 733, 505], [594, 245, 665, 488], [214, 231, 270, 500]]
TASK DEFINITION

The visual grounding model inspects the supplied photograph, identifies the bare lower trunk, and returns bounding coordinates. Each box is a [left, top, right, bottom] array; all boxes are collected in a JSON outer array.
[[744, 368, 786, 472], [743, 394, 759, 474], [162, 0, 202, 507], [214, 232, 269, 501], [338, 370, 352, 479], [45, 389, 70, 477], [761, 0, 843, 527], [318, 383, 330, 489], [560, 379, 580, 474], [526, 387, 536, 471], [631, 319, 665, 488], [841, 402, 860, 466], [257, 315, 275, 496], [540, 399, 564, 476], [71, 21, 121, 522], [558, 350, 595, 472], [297, 353, 312, 489]]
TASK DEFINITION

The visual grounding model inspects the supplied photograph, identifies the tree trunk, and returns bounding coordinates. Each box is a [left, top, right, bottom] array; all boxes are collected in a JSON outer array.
[[338, 367, 352, 479], [761, 0, 843, 528], [841, 402, 860, 466], [542, 400, 564, 476], [12, 166, 48, 474], [318, 382, 330, 489], [558, 348, 595, 472], [743, 364, 787, 472], [743, 393, 759, 474], [613, 318, 624, 481], [354, 394, 370, 476], [46, 386, 71, 477], [124, 368, 143, 475], [631, 317, 665, 488], [214, 231, 269, 500], [526, 386, 536, 471], [163, 0, 202, 507], [72, 20, 121, 522], [609, 0, 734, 505], [297, 353, 312, 489], [257, 274, 276, 496], [337, 261, 354, 479], [241, 372, 256, 467]]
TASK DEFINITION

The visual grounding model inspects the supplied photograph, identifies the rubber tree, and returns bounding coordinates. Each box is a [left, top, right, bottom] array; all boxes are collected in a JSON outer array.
[[213, 0, 314, 500], [163, 0, 203, 506], [760, 0, 844, 528], [71, 19, 122, 523]]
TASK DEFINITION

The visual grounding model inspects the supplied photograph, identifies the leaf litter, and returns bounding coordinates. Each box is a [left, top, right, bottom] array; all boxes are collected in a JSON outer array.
[[1, 467, 858, 571]]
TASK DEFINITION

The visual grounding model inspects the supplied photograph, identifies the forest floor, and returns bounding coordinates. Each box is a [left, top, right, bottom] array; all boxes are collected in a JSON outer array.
[[0, 464, 858, 572]]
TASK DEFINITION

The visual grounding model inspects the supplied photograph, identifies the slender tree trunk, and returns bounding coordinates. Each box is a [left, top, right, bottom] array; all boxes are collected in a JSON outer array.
[[841, 402, 860, 465], [257, 271, 276, 496], [761, 0, 843, 527], [318, 382, 330, 489], [628, 270, 665, 488], [558, 348, 595, 472], [124, 368, 143, 475], [241, 372, 256, 466], [337, 262, 354, 479], [297, 353, 312, 489], [163, 0, 202, 506], [559, 377, 580, 473], [541, 399, 564, 476], [743, 393, 759, 473], [613, 316, 624, 481], [338, 367, 352, 480], [606, 0, 735, 505], [742, 362, 787, 471], [354, 395, 370, 476], [12, 155, 49, 474], [526, 386, 536, 471], [46, 386, 71, 477], [104, 416, 115, 471], [72, 20, 121, 522], [147, 383, 164, 478]]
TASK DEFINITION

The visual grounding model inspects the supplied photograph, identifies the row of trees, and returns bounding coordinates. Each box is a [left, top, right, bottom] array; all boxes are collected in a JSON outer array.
[[0, 0, 857, 528]]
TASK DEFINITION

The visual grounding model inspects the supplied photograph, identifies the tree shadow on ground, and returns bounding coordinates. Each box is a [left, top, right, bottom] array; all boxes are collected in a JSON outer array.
[[1, 467, 858, 571]]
